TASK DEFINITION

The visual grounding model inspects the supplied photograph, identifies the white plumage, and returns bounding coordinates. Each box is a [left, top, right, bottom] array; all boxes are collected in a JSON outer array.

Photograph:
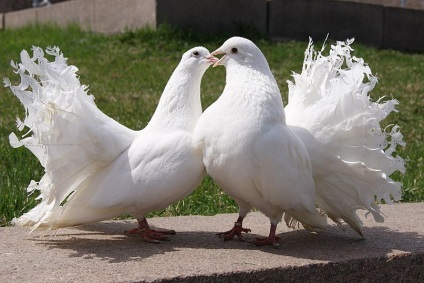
[[194, 37, 404, 246], [285, 38, 404, 236], [194, 37, 328, 247], [6, 46, 217, 242]]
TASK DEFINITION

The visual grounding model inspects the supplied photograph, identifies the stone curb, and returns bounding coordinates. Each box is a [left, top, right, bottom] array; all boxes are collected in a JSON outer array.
[[1, 203, 423, 282]]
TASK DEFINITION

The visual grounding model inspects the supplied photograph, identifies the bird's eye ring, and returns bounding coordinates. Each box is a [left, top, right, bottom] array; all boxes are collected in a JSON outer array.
[[192, 51, 200, 57], [231, 48, 238, 54]]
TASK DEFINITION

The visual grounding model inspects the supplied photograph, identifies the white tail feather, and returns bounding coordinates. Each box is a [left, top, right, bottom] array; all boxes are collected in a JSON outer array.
[[286, 39, 405, 236], [6, 47, 136, 231]]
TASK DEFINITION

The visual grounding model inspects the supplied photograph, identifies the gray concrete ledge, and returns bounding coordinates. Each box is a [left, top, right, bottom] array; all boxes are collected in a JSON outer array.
[[2, 0, 424, 52], [270, 0, 424, 52], [1, 203, 423, 282]]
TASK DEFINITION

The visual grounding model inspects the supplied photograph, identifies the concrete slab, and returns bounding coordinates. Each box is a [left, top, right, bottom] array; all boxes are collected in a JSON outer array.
[[383, 7, 424, 52], [4, 7, 37, 29], [93, 0, 156, 34], [0, 0, 69, 13], [156, 0, 267, 35], [0, 0, 32, 13], [1, 203, 423, 282], [36, 0, 95, 31], [2, 0, 424, 52], [270, 0, 384, 47], [337, 0, 424, 9]]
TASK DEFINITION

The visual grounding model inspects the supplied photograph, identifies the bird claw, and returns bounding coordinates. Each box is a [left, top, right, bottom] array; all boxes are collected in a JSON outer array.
[[125, 227, 172, 243], [216, 222, 251, 241], [251, 236, 281, 249], [150, 227, 176, 235], [125, 227, 142, 235], [144, 230, 170, 242]]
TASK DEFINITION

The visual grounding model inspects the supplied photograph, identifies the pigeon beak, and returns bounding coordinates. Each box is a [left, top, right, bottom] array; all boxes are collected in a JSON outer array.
[[206, 55, 219, 64], [211, 49, 223, 56], [213, 55, 227, 67], [211, 49, 227, 67]]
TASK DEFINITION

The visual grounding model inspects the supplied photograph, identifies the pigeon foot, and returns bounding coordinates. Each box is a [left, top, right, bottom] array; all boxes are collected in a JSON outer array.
[[125, 217, 174, 243], [251, 235, 281, 249], [216, 221, 251, 241], [149, 227, 176, 235], [250, 223, 280, 248], [125, 227, 170, 243]]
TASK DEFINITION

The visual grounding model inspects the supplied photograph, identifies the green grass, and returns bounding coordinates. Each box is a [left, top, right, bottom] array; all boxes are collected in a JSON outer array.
[[0, 24, 423, 226]]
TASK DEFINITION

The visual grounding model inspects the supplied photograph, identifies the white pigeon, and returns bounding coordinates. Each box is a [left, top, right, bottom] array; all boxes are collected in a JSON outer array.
[[285, 38, 405, 236], [195, 37, 405, 246], [193, 37, 328, 247], [6, 46, 218, 243]]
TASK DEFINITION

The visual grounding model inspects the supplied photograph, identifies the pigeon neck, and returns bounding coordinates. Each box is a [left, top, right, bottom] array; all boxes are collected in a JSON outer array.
[[148, 68, 203, 132], [224, 64, 287, 124]]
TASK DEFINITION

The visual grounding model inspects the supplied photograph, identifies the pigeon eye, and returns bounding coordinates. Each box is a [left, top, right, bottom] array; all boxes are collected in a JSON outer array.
[[192, 51, 200, 57], [231, 48, 238, 54]]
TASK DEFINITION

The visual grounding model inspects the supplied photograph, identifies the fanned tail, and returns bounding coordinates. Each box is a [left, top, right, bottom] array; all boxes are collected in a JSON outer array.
[[5, 47, 136, 231], [285, 38, 405, 236]]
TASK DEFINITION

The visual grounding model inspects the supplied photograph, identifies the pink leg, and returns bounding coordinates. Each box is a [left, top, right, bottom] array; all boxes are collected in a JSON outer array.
[[251, 223, 281, 248], [125, 218, 174, 243], [216, 216, 252, 241]]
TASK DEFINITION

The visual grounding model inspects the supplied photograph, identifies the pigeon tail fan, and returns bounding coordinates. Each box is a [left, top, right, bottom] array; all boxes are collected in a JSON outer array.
[[285, 39, 405, 236], [5, 46, 137, 231]]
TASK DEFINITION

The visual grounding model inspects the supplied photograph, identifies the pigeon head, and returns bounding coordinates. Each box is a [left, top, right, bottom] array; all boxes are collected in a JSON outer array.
[[179, 47, 219, 73], [211, 37, 270, 72]]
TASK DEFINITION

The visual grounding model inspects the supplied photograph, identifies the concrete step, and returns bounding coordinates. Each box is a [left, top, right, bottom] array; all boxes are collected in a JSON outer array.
[[1, 203, 423, 282]]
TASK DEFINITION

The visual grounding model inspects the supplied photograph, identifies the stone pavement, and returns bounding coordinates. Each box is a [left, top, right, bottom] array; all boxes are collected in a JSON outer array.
[[1, 203, 423, 282]]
